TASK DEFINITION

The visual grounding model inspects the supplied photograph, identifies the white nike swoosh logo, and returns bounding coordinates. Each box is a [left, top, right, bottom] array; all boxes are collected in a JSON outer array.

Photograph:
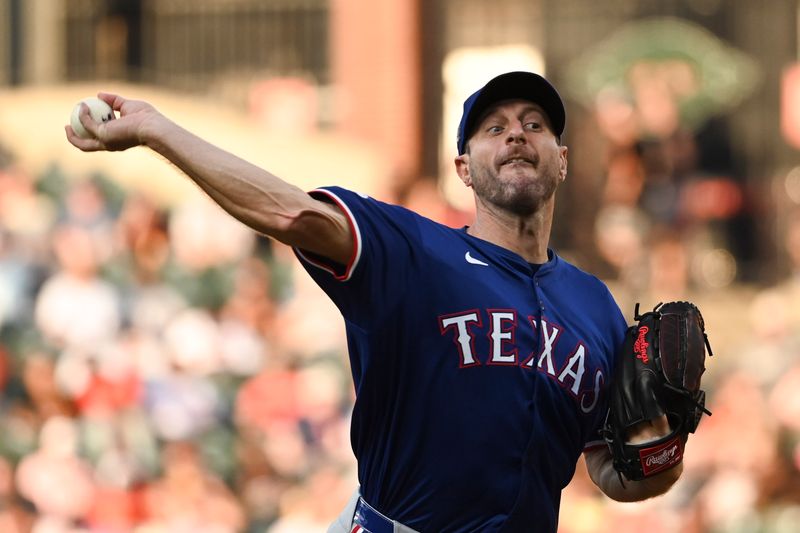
[[465, 251, 489, 266]]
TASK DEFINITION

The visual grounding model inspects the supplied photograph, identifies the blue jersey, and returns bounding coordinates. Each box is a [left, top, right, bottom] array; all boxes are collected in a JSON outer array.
[[294, 187, 628, 533]]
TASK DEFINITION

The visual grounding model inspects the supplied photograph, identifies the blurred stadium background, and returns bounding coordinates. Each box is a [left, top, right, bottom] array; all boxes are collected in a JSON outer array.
[[0, 0, 799, 531]]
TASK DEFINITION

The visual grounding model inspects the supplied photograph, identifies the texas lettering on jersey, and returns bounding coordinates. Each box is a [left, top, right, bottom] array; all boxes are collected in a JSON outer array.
[[439, 309, 605, 414]]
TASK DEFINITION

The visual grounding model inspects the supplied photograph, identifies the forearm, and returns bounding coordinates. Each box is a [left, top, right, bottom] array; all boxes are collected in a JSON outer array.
[[139, 114, 351, 262], [585, 447, 682, 502], [142, 116, 305, 236]]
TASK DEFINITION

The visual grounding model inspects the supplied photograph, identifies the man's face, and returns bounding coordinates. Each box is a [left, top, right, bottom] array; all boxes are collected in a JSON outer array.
[[456, 99, 568, 216]]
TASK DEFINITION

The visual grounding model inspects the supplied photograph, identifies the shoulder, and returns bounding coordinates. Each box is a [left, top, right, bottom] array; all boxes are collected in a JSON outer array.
[[551, 253, 627, 328], [311, 186, 437, 222], [554, 254, 617, 298], [311, 186, 460, 243]]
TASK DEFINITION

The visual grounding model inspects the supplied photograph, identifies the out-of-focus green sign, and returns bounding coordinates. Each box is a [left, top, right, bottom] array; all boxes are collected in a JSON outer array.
[[566, 17, 760, 133]]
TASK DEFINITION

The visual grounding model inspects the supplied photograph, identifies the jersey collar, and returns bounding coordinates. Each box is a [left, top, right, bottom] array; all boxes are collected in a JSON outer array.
[[459, 226, 560, 277]]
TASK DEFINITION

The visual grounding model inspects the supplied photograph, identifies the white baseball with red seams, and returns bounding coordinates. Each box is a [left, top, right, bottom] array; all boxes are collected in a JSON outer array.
[[69, 97, 115, 139]]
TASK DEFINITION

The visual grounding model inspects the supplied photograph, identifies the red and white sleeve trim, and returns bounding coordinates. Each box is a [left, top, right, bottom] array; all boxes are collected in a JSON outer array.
[[294, 188, 362, 282]]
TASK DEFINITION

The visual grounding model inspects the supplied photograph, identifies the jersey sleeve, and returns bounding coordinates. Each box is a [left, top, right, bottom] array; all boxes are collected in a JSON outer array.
[[292, 186, 422, 327]]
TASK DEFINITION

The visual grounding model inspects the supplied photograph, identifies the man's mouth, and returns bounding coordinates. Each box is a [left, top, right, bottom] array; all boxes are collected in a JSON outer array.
[[500, 157, 535, 166]]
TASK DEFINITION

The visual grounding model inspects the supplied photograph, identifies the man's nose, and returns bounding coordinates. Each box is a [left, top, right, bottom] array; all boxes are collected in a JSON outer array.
[[506, 123, 526, 144]]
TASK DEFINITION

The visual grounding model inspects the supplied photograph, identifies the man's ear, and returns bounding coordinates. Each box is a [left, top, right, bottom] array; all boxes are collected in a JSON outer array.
[[559, 146, 568, 182], [455, 154, 472, 187]]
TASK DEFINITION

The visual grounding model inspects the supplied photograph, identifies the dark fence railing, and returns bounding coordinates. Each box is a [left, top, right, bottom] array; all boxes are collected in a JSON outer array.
[[60, 0, 329, 91]]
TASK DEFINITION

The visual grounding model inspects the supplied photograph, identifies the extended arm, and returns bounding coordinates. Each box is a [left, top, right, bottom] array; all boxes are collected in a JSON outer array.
[[584, 415, 682, 502], [65, 93, 353, 264]]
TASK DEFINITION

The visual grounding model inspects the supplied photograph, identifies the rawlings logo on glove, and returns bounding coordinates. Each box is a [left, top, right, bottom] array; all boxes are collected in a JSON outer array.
[[633, 326, 650, 363], [602, 301, 713, 483]]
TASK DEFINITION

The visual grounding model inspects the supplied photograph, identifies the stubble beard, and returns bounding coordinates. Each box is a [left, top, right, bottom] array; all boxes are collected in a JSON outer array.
[[469, 160, 559, 217]]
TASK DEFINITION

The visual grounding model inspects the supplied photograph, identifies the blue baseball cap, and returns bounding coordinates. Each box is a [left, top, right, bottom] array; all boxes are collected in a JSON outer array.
[[456, 71, 565, 155]]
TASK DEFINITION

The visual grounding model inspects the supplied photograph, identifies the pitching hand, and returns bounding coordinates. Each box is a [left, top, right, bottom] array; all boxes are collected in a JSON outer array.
[[65, 93, 163, 152]]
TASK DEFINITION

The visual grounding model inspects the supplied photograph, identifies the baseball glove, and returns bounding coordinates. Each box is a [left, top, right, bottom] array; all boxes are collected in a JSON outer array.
[[602, 301, 713, 482]]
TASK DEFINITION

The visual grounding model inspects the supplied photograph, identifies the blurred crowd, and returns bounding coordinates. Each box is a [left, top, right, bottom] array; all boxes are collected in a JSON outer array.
[[0, 120, 799, 533], [0, 151, 357, 533]]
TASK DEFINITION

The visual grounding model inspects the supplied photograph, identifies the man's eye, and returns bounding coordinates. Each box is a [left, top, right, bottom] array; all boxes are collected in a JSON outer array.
[[487, 125, 504, 134], [524, 121, 542, 130]]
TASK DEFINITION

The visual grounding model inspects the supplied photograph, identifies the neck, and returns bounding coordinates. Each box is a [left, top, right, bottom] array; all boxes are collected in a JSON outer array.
[[467, 197, 554, 263]]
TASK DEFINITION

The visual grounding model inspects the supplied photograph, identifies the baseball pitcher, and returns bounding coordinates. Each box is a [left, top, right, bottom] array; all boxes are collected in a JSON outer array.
[[66, 71, 712, 533]]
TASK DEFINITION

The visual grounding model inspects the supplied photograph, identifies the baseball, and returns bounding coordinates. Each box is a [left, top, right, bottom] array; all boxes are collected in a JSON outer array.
[[70, 97, 115, 139]]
